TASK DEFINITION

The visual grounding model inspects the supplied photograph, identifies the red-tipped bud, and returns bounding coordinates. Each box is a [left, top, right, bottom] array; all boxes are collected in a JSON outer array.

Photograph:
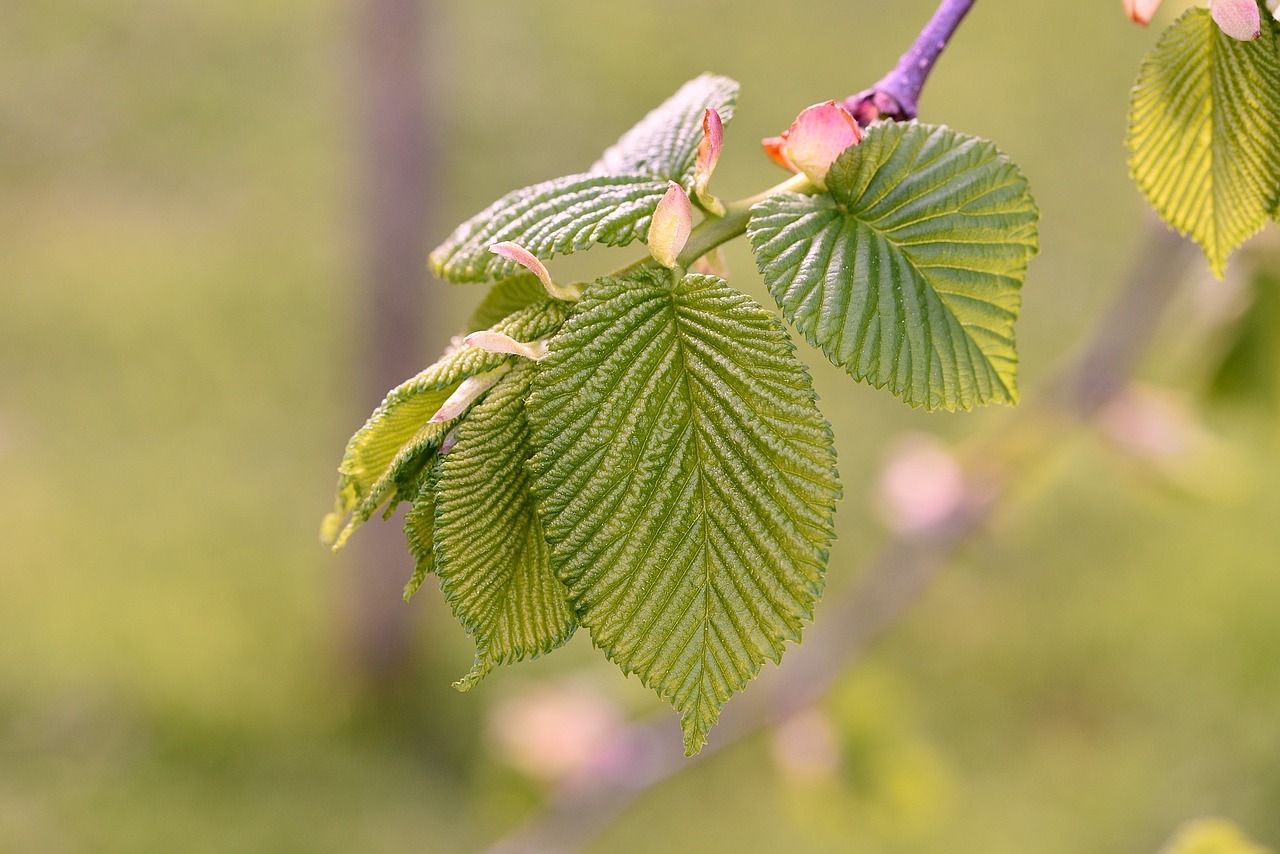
[[761, 135, 798, 173], [1123, 0, 1164, 25], [648, 182, 694, 269], [1211, 0, 1261, 40], [783, 101, 862, 190], [693, 108, 725, 215]]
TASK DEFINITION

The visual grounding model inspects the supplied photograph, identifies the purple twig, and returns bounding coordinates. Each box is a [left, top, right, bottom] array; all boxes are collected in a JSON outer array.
[[843, 0, 978, 124]]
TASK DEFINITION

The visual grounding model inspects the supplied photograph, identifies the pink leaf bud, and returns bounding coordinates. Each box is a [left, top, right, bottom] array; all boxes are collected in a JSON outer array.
[[647, 182, 693, 269], [693, 108, 725, 216], [1211, 0, 1261, 40], [430, 365, 510, 423], [782, 101, 862, 190], [463, 330, 548, 361], [1122, 0, 1164, 25], [489, 242, 580, 301]]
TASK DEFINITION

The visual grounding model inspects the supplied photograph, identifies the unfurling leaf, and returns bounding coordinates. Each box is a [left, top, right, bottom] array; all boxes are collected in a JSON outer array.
[[648, 182, 694, 268], [323, 300, 569, 549], [693, 108, 725, 215], [430, 75, 739, 283], [432, 360, 576, 690], [749, 121, 1039, 411], [488, 242, 580, 301], [526, 270, 840, 755], [1128, 7, 1280, 277]]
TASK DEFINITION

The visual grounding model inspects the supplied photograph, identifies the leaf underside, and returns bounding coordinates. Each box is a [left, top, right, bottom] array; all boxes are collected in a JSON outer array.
[[748, 121, 1039, 411], [429, 74, 739, 283], [1128, 6, 1280, 278], [431, 360, 576, 690], [323, 299, 568, 548], [525, 271, 840, 755]]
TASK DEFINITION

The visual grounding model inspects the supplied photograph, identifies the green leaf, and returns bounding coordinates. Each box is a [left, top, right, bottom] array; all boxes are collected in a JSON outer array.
[[429, 74, 739, 284], [526, 271, 840, 755], [428, 173, 671, 283], [403, 489, 435, 601], [748, 121, 1039, 411], [1128, 6, 1280, 278], [322, 300, 568, 548], [592, 73, 739, 178], [465, 275, 550, 332], [432, 360, 576, 690]]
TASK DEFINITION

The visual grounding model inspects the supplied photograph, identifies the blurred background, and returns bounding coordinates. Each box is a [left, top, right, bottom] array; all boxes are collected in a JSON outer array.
[[3, 0, 1279, 851]]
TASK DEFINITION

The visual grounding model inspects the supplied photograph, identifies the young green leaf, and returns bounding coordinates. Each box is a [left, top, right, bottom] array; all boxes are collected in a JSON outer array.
[[465, 275, 551, 333], [1128, 6, 1280, 278], [403, 490, 436, 601], [429, 74, 739, 283], [526, 271, 840, 755], [323, 300, 568, 548], [748, 121, 1039, 411], [431, 360, 576, 690], [591, 73, 739, 179]]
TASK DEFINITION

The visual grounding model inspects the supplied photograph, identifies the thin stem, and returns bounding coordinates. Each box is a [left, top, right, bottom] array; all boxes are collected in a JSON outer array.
[[844, 0, 978, 122]]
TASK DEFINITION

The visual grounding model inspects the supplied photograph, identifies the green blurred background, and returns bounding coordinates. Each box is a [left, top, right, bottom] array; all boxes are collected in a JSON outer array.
[[3, 0, 1278, 851]]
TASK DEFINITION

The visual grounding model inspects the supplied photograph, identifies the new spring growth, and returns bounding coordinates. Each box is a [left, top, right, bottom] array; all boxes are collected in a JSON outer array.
[[693, 108, 725, 216], [648, 182, 694, 269], [430, 365, 511, 423], [488, 241, 581, 301], [463, 330, 549, 361], [1124, 0, 1263, 40], [762, 101, 862, 191]]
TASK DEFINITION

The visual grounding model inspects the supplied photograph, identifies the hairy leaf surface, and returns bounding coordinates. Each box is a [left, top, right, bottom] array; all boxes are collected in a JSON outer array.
[[1128, 6, 1280, 277], [592, 73, 739, 178], [526, 271, 840, 754], [323, 300, 568, 547], [429, 75, 739, 283], [403, 491, 435, 601], [748, 121, 1039, 411], [432, 360, 576, 690]]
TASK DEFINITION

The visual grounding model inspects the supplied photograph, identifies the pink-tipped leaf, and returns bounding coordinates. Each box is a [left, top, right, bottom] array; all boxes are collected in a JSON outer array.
[[1211, 0, 1261, 40], [647, 182, 694, 269], [1123, 0, 1164, 24], [488, 242, 580, 301], [463, 330, 548, 361], [693, 108, 725, 215]]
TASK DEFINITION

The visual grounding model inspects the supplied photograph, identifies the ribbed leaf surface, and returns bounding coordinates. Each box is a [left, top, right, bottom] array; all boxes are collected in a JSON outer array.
[[466, 275, 550, 332], [428, 174, 670, 283], [748, 121, 1039, 411], [526, 271, 840, 754], [432, 360, 576, 690], [323, 300, 568, 547], [1128, 6, 1280, 278], [403, 492, 435, 601], [592, 73, 739, 178], [430, 74, 739, 283]]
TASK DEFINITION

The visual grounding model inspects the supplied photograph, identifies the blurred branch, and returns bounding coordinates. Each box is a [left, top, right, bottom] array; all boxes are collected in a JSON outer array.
[[483, 221, 1198, 854], [345, 0, 440, 682]]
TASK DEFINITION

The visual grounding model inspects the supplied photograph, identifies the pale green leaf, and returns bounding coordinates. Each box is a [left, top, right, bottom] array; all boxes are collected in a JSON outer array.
[[432, 360, 576, 690], [526, 271, 840, 755], [429, 74, 739, 284], [323, 300, 568, 548], [403, 490, 435, 601], [592, 73, 739, 178], [1128, 6, 1280, 278], [748, 121, 1039, 411]]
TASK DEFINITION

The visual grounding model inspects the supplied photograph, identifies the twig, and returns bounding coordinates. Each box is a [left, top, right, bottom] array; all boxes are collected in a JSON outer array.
[[483, 221, 1197, 854], [843, 0, 978, 123]]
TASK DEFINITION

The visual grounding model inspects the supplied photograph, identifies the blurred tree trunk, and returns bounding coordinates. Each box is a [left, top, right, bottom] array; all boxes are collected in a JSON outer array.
[[345, 0, 442, 684]]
